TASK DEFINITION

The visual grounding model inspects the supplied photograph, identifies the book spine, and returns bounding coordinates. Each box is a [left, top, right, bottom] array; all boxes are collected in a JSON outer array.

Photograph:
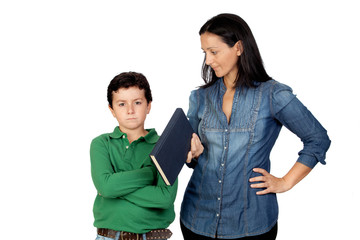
[[151, 109, 180, 154]]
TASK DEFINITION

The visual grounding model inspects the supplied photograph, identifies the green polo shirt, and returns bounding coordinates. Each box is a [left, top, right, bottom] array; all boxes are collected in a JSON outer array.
[[90, 127, 178, 233]]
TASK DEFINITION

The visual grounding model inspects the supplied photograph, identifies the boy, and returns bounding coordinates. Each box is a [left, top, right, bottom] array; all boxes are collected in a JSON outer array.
[[90, 72, 177, 240]]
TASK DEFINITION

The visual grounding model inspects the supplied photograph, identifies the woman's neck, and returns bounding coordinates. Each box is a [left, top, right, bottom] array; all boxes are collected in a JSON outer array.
[[223, 76, 236, 90]]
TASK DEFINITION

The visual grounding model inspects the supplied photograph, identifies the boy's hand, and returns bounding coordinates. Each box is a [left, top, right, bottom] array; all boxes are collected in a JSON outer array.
[[186, 133, 204, 163]]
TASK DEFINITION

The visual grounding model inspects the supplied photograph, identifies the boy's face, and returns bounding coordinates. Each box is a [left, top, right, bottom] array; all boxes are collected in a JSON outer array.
[[109, 87, 151, 133]]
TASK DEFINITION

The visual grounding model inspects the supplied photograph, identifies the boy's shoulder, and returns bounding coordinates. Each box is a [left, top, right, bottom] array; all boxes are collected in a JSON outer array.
[[91, 127, 119, 145], [143, 128, 160, 144]]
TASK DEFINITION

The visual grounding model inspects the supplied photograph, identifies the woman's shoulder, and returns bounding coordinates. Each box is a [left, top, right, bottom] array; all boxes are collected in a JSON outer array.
[[189, 83, 211, 99], [189, 87, 204, 107], [258, 79, 294, 95], [261, 79, 297, 113], [259, 79, 290, 88]]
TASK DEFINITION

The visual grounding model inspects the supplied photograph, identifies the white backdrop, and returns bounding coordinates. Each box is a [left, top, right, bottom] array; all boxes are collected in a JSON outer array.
[[0, 0, 359, 239]]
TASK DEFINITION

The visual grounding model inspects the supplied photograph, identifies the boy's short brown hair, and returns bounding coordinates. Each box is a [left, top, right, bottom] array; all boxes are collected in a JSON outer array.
[[107, 72, 152, 108]]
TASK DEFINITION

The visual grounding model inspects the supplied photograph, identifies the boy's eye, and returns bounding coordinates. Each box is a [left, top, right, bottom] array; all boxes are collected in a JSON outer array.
[[119, 103, 125, 107], [135, 101, 142, 105]]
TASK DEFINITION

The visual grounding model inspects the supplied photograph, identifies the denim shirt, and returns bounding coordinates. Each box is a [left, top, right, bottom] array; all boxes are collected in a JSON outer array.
[[180, 79, 331, 239]]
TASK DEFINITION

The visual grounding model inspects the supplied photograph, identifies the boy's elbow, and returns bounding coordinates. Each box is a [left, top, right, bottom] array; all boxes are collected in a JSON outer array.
[[94, 178, 119, 198], [159, 186, 177, 209], [97, 186, 116, 198], [162, 202, 175, 209], [159, 196, 176, 209]]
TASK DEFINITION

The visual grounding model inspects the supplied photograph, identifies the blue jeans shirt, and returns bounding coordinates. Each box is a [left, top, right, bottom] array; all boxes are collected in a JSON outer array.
[[180, 79, 331, 239]]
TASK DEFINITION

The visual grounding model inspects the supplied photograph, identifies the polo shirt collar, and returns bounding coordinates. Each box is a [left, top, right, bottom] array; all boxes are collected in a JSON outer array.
[[109, 127, 159, 144], [109, 126, 125, 139], [144, 128, 159, 144]]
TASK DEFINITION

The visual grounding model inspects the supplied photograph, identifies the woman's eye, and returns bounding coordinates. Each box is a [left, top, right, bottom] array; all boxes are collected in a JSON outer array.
[[202, 50, 217, 55]]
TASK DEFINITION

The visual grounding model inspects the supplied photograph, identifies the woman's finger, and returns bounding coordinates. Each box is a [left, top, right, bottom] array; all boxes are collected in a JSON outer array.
[[250, 183, 268, 189], [249, 176, 266, 183], [252, 168, 269, 175], [186, 151, 193, 163]]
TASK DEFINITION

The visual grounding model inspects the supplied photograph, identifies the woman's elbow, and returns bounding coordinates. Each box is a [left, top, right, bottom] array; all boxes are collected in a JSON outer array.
[[319, 130, 331, 151]]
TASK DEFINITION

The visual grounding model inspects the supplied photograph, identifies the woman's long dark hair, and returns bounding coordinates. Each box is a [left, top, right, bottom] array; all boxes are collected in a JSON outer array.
[[199, 13, 271, 88]]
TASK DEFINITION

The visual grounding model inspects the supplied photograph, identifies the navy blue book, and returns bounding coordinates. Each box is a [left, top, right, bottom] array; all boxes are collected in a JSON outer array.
[[150, 108, 194, 186]]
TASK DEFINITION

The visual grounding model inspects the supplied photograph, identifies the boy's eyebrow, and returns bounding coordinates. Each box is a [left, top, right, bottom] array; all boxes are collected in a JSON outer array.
[[114, 97, 144, 102]]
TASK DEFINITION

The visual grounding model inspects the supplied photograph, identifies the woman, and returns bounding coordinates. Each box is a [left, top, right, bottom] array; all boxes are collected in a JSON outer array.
[[180, 13, 331, 240]]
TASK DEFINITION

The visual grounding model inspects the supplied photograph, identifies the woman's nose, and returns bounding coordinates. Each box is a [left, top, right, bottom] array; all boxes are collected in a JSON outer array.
[[205, 53, 213, 66]]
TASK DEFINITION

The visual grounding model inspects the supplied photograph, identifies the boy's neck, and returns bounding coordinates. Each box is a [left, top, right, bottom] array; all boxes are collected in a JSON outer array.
[[120, 127, 148, 143]]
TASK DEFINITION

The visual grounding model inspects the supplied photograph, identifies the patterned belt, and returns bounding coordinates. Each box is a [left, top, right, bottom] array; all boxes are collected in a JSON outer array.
[[97, 228, 172, 240]]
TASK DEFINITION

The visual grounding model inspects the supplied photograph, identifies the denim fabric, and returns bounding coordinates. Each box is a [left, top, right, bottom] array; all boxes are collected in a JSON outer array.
[[180, 79, 331, 239], [95, 232, 120, 240]]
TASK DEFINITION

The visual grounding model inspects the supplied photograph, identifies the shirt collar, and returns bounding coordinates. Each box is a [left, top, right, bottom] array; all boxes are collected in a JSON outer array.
[[143, 128, 159, 144], [109, 126, 159, 144], [109, 126, 125, 139], [219, 78, 227, 93]]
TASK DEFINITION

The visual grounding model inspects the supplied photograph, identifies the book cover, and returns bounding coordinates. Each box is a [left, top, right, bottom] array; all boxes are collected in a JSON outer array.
[[150, 108, 194, 186]]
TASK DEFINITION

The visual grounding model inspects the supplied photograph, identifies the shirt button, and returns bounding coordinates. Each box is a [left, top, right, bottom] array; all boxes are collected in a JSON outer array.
[[218, 197, 221, 201], [219, 180, 222, 183], [221, 164, 224, 167], [216, 214, 220, 217], [122, 135, 125, 138], [225, 129, 228, 132], [126, 146, 129, 149], [224, 147, 227, 150]]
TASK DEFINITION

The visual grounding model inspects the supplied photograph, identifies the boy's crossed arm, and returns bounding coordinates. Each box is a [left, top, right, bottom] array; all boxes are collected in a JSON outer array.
[[121, 173, 178, 209], [91, 138, 156, 198]]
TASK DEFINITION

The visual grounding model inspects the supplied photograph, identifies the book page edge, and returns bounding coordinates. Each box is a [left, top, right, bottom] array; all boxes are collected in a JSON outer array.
[[150, 155, 171, 186]]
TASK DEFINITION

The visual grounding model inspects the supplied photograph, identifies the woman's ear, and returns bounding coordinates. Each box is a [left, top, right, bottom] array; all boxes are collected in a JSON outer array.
[[236, 40, 244, 56]]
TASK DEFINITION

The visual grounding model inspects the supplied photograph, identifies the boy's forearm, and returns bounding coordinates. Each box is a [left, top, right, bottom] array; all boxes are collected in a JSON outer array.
[[92, 167, 155, 198], [122, 177, 178, 209]]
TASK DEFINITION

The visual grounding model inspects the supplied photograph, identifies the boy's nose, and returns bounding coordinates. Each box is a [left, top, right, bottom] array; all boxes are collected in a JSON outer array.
[[127, 105, 134, 114]]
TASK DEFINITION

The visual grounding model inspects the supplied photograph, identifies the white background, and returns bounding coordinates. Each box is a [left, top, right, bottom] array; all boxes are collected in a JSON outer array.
[[0, 0, 359, 239]]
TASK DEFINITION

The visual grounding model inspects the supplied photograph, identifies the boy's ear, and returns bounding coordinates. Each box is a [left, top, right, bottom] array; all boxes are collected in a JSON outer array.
[[147, 101, 152, 114], [108, 105, 116, 117]]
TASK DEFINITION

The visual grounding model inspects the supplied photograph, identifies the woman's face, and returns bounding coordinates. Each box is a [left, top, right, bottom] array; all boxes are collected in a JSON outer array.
[[200, 32, 242, 83]]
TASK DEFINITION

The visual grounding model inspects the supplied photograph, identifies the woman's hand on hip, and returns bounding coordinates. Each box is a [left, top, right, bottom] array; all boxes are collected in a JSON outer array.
[[249, 168, 292, 195], [249, 162, 312, 195]]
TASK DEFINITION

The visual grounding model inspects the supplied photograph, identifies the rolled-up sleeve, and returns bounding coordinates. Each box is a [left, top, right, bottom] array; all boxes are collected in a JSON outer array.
[[271, 82, 331, 168], [187, 90, 200, 135], [186, 90, 202, 169]]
